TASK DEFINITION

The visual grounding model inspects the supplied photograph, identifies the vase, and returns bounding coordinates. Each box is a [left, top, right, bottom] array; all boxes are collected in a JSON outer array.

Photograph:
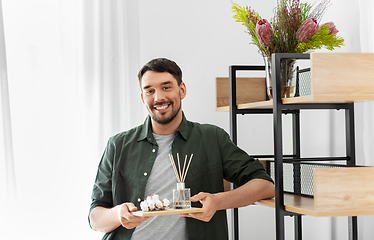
[[173, 183, 191, 209], [264, 57, 297, 99]]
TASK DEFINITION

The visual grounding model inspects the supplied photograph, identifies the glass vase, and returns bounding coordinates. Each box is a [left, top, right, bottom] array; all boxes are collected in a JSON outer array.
[[264, 56, 297, 99], [173, 183, 191, 209]]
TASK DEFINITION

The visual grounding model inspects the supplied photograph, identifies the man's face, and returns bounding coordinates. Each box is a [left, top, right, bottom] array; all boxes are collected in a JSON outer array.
[[141, 71, 186, 125]]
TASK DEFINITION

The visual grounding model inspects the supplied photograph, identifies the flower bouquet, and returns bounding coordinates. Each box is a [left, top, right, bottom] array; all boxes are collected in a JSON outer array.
[[232, 0, 344, 98]]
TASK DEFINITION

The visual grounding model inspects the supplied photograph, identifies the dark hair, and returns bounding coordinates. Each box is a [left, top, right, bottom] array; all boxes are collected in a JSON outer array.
[[138, 58, 183, 87]]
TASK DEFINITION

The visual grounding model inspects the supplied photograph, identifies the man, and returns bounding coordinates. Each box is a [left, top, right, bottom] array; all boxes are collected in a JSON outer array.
[[89, 58, 275, 240]]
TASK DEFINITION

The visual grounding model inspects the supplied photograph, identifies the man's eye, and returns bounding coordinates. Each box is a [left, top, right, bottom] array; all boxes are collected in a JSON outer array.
[[163, 86, 170, 90], [146, 90, 154, 94]]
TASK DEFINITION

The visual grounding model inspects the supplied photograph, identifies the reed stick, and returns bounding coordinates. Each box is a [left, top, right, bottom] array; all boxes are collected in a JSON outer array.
[[182, 154, 193, 182], [169, 154, 181, 183], [177, 153, 182, 182], [181, 155, 187, 182]]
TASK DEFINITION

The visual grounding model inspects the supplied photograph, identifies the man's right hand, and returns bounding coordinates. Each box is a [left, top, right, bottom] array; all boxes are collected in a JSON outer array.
[[90, 203, 151, 233], [117, 203, 151, 229]]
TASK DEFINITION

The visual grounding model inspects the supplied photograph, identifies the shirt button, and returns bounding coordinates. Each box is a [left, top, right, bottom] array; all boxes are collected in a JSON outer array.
[[152, 149, 156, 153], [138, 198, 141, 202], [144, 172, 148, 176]]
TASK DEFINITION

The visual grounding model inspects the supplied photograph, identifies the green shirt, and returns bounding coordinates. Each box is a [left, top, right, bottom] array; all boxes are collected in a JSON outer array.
[[90, 113, 273, 240]]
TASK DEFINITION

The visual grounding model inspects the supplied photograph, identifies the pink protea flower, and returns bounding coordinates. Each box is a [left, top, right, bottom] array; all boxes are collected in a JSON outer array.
[[256, 19, 273, 47], [296, 18, 319, 43], [321, 21, 339, 35]]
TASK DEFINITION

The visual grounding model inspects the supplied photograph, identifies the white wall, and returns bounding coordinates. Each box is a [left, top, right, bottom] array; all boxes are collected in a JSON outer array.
[[137, 0, 372, 239]]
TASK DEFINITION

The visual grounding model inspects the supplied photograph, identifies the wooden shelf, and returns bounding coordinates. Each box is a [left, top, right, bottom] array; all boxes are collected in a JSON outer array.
[[259, 194, 318, 216], [238, 100, 273, 109], [282, 95, 374, 104], [258, 194, 374, 217], [219, 96, 374, 111], [216, 53, 374, 111], [258, 167, 374, 217], [215, 77, 266, 112]]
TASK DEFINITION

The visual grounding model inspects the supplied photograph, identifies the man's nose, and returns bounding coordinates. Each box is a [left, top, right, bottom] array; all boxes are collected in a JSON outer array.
[[154, 90, 165, 102]]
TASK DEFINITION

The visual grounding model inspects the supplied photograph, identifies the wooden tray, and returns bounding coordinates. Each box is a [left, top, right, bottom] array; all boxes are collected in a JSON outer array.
[[132, 207, 204, 217]]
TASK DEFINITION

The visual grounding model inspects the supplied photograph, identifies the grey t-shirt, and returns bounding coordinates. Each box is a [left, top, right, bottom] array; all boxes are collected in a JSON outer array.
[[131, 133, 188, 240]]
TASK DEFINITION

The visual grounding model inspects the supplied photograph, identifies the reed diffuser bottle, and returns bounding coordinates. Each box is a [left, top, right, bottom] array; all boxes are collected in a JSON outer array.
[[173, 183, 191, 209], [169, 153, 193, 209]]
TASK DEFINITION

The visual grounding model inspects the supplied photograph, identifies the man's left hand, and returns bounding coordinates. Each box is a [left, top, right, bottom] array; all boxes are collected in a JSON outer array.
[[179, 192, 218, 222]]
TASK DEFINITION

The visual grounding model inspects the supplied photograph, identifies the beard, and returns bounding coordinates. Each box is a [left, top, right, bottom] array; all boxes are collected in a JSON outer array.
[[150, 100, 181, 125]]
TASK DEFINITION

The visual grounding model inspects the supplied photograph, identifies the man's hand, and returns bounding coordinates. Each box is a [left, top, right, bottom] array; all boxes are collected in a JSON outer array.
[[178, 179, 275, 223], [90, 203, 151, 233], [117, 203, 151, 229], [180, 192, 219, 222]]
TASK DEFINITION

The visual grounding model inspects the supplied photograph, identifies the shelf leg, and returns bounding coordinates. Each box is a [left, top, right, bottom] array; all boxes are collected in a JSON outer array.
[[292, 105, 302, 240], [229, 66, 239, 240], [229, 66, 238, 145], [348, 216, 358, 240], [345, 103, 356, 167], [275, 210, 285, 240], [294, 215, 302, 240], [273, 54, 285, 240], [346, 103, 358, 240]]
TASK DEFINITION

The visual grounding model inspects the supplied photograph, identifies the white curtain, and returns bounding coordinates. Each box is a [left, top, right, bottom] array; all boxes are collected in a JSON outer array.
[[0, 0, 144, 239], [0, 0, 15, 200]]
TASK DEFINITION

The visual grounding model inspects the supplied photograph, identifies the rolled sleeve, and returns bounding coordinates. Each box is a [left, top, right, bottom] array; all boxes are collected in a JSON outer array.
[[90, 138, 115, 213]]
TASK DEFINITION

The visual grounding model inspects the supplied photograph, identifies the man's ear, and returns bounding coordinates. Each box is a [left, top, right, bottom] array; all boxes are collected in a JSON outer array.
[[180, 82, 187, 100], [141, 92, 145, 104]]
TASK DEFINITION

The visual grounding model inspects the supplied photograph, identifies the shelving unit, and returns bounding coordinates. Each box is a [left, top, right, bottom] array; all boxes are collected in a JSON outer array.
[[219, 53, 374, 240]]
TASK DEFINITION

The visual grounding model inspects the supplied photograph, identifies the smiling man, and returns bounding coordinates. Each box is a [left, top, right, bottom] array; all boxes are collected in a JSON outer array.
[[140, 69, 186, 134], [89, 58, 275, 240]]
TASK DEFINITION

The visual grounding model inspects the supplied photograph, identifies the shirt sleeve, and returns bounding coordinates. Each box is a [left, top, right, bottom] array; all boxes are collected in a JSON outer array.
[[89, 138, 116, 213], [217, 127, 274, 187]]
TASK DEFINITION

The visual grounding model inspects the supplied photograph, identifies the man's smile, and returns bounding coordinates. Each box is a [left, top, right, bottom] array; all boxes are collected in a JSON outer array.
[[153, 102, 171, 112]]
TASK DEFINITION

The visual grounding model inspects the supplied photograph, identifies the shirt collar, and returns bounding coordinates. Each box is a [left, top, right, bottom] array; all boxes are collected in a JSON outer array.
[[137, 112, 190, 142], [137, 115, 152, 142], [175, 112, 189, 141]]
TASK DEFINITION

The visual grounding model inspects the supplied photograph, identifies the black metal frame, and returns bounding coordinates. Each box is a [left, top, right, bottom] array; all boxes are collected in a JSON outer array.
[[229, 65, 269, 240], [228, 53, 358, 240]]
